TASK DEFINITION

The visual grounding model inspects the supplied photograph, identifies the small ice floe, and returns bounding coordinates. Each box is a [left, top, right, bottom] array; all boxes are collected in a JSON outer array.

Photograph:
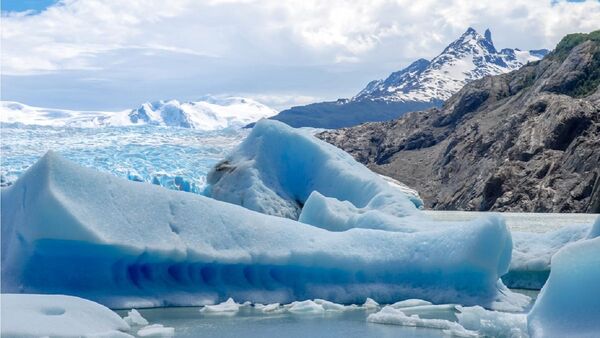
[[284, 299, 360, 314], [368, 306, 477, 337], [362, 298, 379, 309], [368, 301, 528, 338], [137, 324, 175, 337], [254, 302, 283, 313], [389, 299, 432, 309], [200, 298, 242, 314], [313, 299, 351, 311], [286, 300, 325, 314], [123, 308, 149, 326]]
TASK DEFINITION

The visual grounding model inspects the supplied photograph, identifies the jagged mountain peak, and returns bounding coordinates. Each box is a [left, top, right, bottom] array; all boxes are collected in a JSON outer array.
[[484, 28, 493, 45], [353, 28, 547, 103]]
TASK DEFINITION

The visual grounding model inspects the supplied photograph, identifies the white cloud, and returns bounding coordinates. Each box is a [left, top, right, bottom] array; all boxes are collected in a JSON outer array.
[[1, 0, 599, 109]]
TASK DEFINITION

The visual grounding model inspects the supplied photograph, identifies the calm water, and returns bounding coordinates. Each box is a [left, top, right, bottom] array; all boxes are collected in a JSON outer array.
[[117, 289, 538, 338], [118, 306, 447, 338]]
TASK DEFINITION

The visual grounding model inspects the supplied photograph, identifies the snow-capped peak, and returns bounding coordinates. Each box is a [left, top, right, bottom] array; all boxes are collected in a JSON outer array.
[[353, 28, 548, 103], [0, 96, 278, 130]]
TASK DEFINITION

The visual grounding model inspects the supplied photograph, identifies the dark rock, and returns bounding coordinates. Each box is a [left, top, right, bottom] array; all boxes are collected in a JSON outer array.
[[318, 31, 600, 213]]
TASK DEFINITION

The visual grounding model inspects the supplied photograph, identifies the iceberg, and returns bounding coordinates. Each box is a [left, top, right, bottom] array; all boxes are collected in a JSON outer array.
[[286, 300, 326, 314], [200, 298, 243, 313], [502, 224, 592, 289], [207, 119, 424, 228], [368, 303, 528, 337], [123, 308, 149, 326], [527, 236, 600, 338], [0, 293, 132, 337], [1, 151, 521, 309], [137, 324, 175, 337]]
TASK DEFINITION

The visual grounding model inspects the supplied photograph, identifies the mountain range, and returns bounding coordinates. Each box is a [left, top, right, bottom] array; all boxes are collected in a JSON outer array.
[[0, 96, 277, 130], [269, 28, 548, 129], [319, 30, 600, 213]]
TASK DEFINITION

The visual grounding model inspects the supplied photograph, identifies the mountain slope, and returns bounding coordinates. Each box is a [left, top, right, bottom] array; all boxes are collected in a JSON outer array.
[[319, 31, 600, 213], [0, 96, 277, 130], [354, 28, 546, 103], [271, 28, 547, 129]]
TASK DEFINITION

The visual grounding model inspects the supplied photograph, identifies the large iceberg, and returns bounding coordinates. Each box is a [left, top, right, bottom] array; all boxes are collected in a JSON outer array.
[[207, 119, 424, 229], [527, 234, 600, 337], [1, 151, 521, 309]]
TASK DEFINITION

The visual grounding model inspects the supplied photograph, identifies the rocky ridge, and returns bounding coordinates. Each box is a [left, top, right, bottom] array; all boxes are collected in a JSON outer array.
[[318, 31, 600, 213]]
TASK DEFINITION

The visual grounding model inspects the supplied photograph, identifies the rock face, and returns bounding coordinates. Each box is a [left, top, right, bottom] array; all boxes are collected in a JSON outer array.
[[270, 28, 547, 129], [318, 31, 600, 213]]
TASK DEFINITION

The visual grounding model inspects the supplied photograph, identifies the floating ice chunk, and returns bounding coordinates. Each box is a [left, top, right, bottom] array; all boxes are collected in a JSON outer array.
[[527, 237, 600, 338], [390, 299, 433, 309], [123, 308, 149, 326], [207, 119, 423, 224], [362, 298, 380, 309], [396, 304, 459, 322], [367, 306, 477, 337], [0, 294, 132, 338], [369, 302, 528, 338], [287, 300, 325, 314], [1, 151, 519, 309], [137, 324, 175, 337], [201, 298, 241, 313], [456, 306, 528, 338], [313, 299, 353, 311], [254, 303, 282, 313]]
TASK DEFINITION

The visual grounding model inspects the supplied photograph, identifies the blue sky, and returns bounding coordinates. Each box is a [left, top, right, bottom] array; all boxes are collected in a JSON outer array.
[[1, 0, 58, 13], [1, 0, 599, 111]]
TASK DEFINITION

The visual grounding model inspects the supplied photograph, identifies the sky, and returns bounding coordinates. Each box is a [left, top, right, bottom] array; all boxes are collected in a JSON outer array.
[[1, 0, 599, 111]]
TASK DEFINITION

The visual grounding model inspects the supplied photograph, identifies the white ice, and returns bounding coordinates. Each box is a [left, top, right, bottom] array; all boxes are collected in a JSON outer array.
[[207, 119, 424, 223], [123, 308, 149, 326], [137, 324, 175, 337], [0, 97, 276, 130], [1, 150, 521, 309], [368, 302, 529, 338], [0, 293, 132, 338], [527, 235, 600, 338], [200, 298, 243, 313]]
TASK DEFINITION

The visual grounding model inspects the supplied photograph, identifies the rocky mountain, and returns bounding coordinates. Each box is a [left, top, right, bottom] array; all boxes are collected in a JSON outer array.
[[270, 28, 548, 129], [0, 96, 277, 130], [318, 31, 600, 213]]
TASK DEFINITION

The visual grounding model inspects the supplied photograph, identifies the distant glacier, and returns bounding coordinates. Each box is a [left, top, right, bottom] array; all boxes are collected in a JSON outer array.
[[0, 96, 277, 130]]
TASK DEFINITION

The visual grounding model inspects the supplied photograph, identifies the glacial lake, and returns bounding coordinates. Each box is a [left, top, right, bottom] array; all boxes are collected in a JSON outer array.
[[118, 306, 459, 338], [116, 289, 539, 338]]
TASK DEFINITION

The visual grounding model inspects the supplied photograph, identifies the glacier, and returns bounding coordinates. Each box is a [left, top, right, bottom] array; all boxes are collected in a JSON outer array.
[[1, 150, 522, 309], [0, 124, 248, 193], [207, 119, 424, 227], [0, 96, 277, 130]]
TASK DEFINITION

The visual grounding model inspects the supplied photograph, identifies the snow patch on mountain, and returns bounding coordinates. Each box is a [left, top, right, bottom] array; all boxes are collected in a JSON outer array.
[[354, 28, 548, 103], [0, 96, 277, 130]]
